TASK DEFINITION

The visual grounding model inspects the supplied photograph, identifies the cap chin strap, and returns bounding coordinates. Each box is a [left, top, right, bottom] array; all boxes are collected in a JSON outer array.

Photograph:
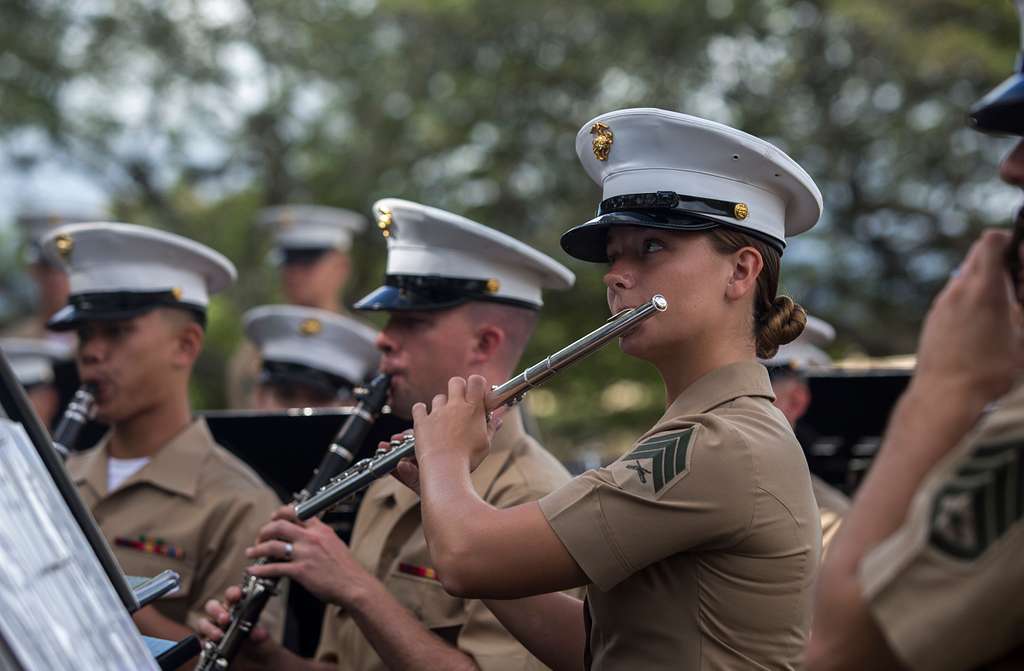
[[598, 191, 748, 221]]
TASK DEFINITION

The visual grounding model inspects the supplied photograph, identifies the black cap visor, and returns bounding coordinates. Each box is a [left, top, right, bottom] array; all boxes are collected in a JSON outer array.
[[259, 360, 354, 399], [47, 291, 206, 331], [966, 51, 1024, 137], [276, 247, 333, 267], [560, 209, 723, 263], [354, 275, 537, 312], [969, 68, 1024, 136]]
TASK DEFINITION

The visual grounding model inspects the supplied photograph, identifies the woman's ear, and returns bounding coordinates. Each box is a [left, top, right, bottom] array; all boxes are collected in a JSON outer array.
[[726, 246, 764, 301]]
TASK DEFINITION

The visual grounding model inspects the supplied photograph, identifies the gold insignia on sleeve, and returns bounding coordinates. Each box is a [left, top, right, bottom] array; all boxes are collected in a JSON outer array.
[[485, 278, 501, 294], [170, 287, 183, 301], [590, 122, 614, 161], [928, 439, 1024, 560], [376, 206, 394, 238], [299, 318, 322, 336], [733, 203, 749, 220], [617, 428, 694, 495], [54, 233, 74, 259]]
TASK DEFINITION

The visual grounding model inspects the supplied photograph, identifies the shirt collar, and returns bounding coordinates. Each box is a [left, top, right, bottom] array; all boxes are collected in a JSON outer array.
[[659, 361, 775, 421], [73, 418, 215, 500]]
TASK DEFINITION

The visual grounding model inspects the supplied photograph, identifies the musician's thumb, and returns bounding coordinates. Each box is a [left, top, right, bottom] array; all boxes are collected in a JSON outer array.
[[394, 459, 422, 496], [466, 374, 488, 404]]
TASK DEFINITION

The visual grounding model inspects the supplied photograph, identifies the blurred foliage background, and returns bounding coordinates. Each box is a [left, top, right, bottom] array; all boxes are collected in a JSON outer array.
[[0, 0, 1018, 460]]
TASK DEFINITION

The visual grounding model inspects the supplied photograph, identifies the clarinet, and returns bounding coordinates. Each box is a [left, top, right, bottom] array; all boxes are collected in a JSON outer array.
[[52, 384, 98, 459], [295, 294, 668, 522], [196, 372, 391, 671]]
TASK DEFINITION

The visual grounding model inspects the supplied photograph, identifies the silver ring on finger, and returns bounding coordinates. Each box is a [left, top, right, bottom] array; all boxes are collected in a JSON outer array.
[[283, 541, 294, 561]]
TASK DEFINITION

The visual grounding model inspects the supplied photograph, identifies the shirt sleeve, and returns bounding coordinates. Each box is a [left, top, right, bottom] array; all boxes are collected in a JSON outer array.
[[457, 444, 576, 671], [860, 406, 1024, 671], [538, 418, 755, 590]]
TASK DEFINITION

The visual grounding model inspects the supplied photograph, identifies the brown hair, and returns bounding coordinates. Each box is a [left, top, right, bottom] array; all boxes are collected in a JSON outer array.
[[706, 228, 806, 359]]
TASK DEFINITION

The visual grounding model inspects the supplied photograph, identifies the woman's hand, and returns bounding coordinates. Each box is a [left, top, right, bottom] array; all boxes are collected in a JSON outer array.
[[409, 375, 497, 474]]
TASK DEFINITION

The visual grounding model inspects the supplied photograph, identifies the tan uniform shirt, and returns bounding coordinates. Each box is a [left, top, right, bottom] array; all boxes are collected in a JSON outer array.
[[813, 474, 850, 559], [67, 418, 286, 638], [860, 383, 1024, 671], [539, 361, 821, 670], [315, 409, 571, 671]]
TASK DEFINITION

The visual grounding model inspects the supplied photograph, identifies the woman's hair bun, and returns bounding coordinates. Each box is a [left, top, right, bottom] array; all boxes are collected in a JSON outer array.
[[756, 295, 806, 359]]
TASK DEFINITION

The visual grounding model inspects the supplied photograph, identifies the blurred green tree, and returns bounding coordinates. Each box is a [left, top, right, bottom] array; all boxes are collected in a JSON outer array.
[[0, 0, 1016, 457]]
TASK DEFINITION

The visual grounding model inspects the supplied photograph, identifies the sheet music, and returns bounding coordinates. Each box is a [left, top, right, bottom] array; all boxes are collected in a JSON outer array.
[[0, 419, 157, 671]]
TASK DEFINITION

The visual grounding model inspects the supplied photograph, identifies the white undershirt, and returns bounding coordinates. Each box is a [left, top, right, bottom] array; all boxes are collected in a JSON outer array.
[[107, 456, 151, 491]]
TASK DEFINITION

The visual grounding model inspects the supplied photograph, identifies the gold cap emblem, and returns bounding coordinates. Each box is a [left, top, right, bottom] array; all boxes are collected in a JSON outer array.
[[299, 318, 322, 336], [590, 122, 614, 161], [170, 287, 183, 301], [54, 233, 74, 259], [279, 208, 296, 230], [733, 203, 749, 220], [485, 278, 501, 294], [376, 206, 394, 239]]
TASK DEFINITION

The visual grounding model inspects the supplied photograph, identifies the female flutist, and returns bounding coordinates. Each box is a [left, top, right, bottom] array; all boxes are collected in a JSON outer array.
[[400, 108, 824, 670]]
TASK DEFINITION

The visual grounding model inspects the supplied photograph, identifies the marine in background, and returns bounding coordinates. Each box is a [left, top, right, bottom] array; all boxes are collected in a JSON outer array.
[[1, 208, 104, 343], [41, 222, 286, 645], [243, 304, 379, 410], [227, 205, 366, 408], [762, 315, 851, 557], [0, 337, 71, 427]]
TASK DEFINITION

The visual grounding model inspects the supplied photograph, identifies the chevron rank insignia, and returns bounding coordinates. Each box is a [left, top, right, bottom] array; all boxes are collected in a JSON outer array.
[[929, 438, 1024, 560], [616, 429, 694, 495]]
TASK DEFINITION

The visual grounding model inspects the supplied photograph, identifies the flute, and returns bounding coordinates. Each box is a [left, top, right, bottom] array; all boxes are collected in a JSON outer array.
[[295, 294, 668, 522], [196, 372, 392, 671], [52, 384, 97, 459]]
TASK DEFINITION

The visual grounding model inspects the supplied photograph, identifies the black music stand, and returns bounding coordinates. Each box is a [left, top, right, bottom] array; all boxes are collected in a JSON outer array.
[[0, 350, 138, 612], [0, 350, 198, 669]]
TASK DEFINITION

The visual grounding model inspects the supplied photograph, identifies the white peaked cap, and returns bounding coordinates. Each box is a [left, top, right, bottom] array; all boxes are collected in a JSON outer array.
[[244, 305, 380, 385], [761, 315, 836, 369], [40, 223, 236, 330], [354, 198, 575, 311], [1, 338, 72, 387], [259, 205, 367, 252], [562, 108, 823, 262], [16, 206, 109, 264]]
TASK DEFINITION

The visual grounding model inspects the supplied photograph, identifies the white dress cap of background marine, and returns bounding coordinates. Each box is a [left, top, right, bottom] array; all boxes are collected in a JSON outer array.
[[0, 338, 72, 387], [560, 108, 823, 262], [258, 205, 367, 265], [39, 222, 236, 331], [16, 205, 108, 265], [244, 305, 380, 397], [354, 198, 575, 312], [760, 315, 835, 371]]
